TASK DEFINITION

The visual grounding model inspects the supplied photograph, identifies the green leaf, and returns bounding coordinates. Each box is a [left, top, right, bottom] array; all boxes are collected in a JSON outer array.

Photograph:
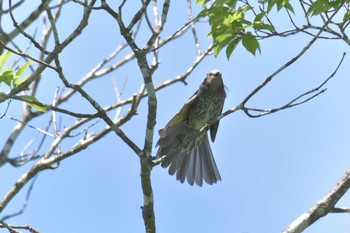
[[214, 44, 221, 57], [343, 10, 350, 22], [16, 60, 32, 76], [283, 1, 295, 13], [196, 0, 205, 5], [216, 0, 228, 6], [215, 33, 233, 43], [21, 95, 47, 112], [13, 75, 30, 87], [274, 0, 295, 13], [214, 41, 229, 57], [212, 31, 235, 57], [267, 0, 277, 13], [329, 0, 341, 8], [253, 22, 275, 31], [242, 34, 260, 55], [254, 12, 266, 22], [226, 0, 238, 8], [208, 6, 229, 25], [0, 51, 13, 70], [12, 61, 32, 88], [0, 68, 15, 86], [267, 0, 294, 13], [226, 37, 241, 59], [306, 0, 331, 16], [198, 9, 209, 18]]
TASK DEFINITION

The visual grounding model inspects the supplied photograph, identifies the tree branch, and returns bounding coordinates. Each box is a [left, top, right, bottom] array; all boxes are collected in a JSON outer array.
[[54, 57, 142, 157], [243, 52, 346, 118], [283, 168, 350, 233]]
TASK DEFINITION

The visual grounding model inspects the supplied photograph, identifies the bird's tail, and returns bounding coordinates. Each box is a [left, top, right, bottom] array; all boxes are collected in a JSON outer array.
[[156, 128, 221, 186]]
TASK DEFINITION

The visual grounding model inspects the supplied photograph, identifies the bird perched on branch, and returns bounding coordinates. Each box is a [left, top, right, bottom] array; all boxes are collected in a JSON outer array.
[[156, 70, 226, 186]]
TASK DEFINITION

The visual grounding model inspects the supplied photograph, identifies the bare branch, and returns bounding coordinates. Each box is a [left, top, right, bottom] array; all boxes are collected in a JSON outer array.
[[242, 26, 324, 106], [5, 224, 40, 233], [7, 2, 44, 55], [187, 0, 201, 55], [127, 0, 152, 32], [330, 207, 350, 213], [0, 109, 32, 166], [54, 56, 142, 156], [57, 44, 134, 105], [0, 220, 21, 233], [283, 168, 350, 233], [0, 43, 57, 70], [4, 1, 49, 54], [3, 115, 54, 138], [2, 0, 97, 103], [1, 177, 38, 221], [0, 159, 50, 213], [42, 0, 61, 46], [242, 52, 346, 118]]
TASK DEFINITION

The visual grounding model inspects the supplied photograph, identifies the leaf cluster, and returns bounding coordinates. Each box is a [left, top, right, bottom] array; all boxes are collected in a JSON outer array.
[[197, 0, 350, 59], [307, 0, 350, 17], [205, 4, 266, 58], [0, 52, 46, 112]]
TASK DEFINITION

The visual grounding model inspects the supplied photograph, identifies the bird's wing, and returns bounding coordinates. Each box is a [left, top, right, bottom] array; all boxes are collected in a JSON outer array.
[[163, 90, 198, 129], [210, 100, 224, 142]]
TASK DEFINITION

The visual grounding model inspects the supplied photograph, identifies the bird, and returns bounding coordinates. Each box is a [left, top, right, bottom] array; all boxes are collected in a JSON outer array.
[[155, 70, 226, 186]]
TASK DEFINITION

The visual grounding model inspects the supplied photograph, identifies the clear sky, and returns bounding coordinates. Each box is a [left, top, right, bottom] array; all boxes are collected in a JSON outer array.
[[1, 1, 350, 233]]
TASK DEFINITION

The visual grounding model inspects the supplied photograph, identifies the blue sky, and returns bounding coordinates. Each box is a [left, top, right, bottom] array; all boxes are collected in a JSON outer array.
[[1, 1, 350, 233]]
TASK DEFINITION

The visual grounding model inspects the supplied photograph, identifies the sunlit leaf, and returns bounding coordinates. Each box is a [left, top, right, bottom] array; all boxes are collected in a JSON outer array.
[[253, 22, 275, 31], [0, 68, 14, 86], [343, 10, 350, 22], [226, 0, 238, 8], [21, 95, 47, 112], [0, 51, 12, 70], [267, 0, 277, 13], [283, 1, 295, 13], [276, 0, 293, 12], [16, 60, 32, 76], [13, 75, 30, 87], [216, 0, 228, 6], [226, 37, 241, 59], [306, 0, 331, 16], [254, 12, 266, 22], [242, 34, 260, 55]]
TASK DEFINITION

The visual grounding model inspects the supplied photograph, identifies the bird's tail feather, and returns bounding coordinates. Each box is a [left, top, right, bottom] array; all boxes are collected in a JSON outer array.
[[157, 127, 221, 186]]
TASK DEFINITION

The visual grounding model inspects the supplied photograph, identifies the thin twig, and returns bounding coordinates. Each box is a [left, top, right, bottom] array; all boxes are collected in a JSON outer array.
[[1, 176, 38, 221], [243, 52, 346, 117], [187, 0, 201, 55]]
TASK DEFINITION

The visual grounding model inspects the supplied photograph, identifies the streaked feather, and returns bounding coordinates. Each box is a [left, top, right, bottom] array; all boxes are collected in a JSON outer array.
[[155, 70, 225, 186]]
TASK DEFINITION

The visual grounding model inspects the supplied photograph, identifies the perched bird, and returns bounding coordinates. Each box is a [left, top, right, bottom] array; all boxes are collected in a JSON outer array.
[[156, 70, 226, 186]]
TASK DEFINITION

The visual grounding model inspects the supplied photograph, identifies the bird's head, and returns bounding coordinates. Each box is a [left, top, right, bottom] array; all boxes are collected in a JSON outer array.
[[204, 70, 224, 89]]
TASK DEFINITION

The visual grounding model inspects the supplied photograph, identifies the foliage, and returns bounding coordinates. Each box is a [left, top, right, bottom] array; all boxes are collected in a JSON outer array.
[[307, 0, 350, 16], [197, 0, 350, 59], [0, 52, 46, 112]]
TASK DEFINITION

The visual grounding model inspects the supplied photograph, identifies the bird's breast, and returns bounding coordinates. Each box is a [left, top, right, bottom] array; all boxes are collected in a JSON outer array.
[[187, 90, 224, 131]]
